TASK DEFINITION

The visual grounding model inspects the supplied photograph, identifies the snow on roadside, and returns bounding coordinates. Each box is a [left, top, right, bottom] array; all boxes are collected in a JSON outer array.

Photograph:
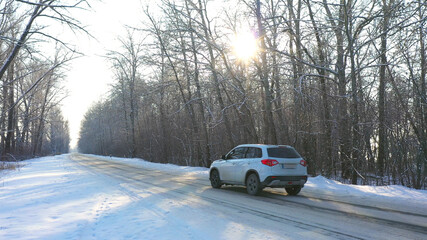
[[93, 154, 427, 213], [305, 175, 427, 203], [89, 154, 209, 177], [303, 175, 427, 215]]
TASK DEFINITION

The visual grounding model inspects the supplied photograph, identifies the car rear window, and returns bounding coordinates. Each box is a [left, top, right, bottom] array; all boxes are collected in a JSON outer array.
[[267, 147, 301, 158]]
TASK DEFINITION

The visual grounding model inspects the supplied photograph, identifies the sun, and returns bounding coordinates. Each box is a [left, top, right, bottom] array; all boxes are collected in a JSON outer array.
[[232, 30, 258, 61]]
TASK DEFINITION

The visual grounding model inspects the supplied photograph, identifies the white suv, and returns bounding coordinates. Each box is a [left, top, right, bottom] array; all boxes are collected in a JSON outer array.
[[209, 144, 308, 195]]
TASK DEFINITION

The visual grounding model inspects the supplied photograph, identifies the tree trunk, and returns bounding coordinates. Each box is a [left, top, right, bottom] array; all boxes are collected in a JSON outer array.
[[344, 0, 361, 185], [197, 0, 235, 147], [0, 4, 43, 81], [4, 64, 14, 157], [178, 28, 202, 166], [256, 0, 277, 144], [185, 0, 211, 166], [416, 1, 426, 189], [306, 0, 333, 176], [129, 46, 138, 158], [378, 0, 391, 177], [120, 78, 131, 155], [323, 0, 352, 179], [32, 76, 52, 156]]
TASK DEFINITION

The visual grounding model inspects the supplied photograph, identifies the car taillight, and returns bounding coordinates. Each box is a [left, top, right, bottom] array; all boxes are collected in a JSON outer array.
[[300, 159, 307, 167], [261, 159, 279, 167]]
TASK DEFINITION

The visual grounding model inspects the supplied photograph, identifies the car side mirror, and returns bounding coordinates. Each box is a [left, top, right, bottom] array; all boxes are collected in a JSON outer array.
[[221, 154, 226, 160]]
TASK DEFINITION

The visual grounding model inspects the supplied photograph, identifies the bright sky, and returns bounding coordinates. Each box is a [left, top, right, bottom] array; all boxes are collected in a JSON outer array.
[[59, 0, 252, 150], [61, 0, 145, 149]]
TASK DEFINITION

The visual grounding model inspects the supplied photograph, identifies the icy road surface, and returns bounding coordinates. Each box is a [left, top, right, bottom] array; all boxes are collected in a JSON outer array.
[[0, 154, 426, 240]]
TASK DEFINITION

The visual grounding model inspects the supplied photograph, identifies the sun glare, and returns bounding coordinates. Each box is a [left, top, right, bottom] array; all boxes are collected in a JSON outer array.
[[232, 31, 258, 61]]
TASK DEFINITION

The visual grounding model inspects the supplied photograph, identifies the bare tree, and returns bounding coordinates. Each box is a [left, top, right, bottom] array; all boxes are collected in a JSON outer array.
[[78, 0, 426, 189], [1, 0, 88, 160]]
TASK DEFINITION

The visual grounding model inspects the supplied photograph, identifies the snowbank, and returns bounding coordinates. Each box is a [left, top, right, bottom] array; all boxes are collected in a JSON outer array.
[[90, 154, 209, 177]]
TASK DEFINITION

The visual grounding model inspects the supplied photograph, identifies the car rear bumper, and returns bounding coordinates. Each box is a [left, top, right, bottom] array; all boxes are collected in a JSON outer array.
[[261, 176, 307, 188]]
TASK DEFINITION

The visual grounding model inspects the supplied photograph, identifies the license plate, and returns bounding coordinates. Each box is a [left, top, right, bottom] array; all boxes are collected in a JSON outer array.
[[282, 163, 297, 169]]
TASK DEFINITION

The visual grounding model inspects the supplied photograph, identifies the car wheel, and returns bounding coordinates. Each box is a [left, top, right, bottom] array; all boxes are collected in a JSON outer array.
[[285, 186, 301, 196], [210, 170, 222, 189], [246, 173, 262, 195]]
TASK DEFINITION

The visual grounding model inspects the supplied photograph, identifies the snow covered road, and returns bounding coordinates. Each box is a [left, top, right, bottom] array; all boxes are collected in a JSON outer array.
[[1, 154, 426, 239]]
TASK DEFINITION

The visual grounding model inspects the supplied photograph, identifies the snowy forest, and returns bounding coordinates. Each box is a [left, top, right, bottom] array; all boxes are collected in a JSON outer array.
[[0, 0, 425, 189], [0, 1, 84, 160], [78, 0, 426, 189]]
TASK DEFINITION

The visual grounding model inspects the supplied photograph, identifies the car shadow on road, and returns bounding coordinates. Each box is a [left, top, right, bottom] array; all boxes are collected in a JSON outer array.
[[216, 185, 298, 198]]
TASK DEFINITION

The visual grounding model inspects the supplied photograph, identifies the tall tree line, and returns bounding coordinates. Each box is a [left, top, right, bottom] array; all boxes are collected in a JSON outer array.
[[79, 0, 426, 189], [0, 0, 87, 160]]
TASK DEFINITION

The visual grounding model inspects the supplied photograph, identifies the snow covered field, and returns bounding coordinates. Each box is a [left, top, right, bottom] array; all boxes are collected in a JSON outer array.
[[0, 154, 426, 239]]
